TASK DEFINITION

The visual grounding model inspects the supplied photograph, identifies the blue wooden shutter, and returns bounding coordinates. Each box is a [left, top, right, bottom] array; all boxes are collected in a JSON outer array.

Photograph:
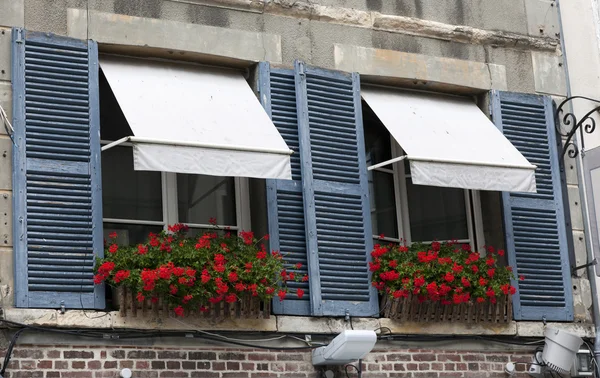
[[258, 63, 311, 315], [12, 29, 104, 309], [294, 61, 378, 317], [491, 91, 573, 321]]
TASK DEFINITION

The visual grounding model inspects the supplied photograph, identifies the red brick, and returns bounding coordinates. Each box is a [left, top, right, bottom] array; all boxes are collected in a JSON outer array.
[[419, 363, 430, 370], [110, 350, 125, 359], [190, 373, 219, 378], [7, 360, 19, 369], [380, 363, 393, 371], [467, 363, 479, 371], [413, 373, 439, 378], [136, 361, 150, 369], [104, 361, 117, 369], [132, 372, 159, 378], [407, 363, 418, 370], [414, 354, 436, 362], [456, 363, 467, 370], [387, 353, 411, 361], [127, 351, 156, 359], [167, 361, 181, 369], [277, 354, 304, 361], [61, 372, 93, 378], [242, 362, 255, 370], [64, 351, 94, 359], [227, 362, 240, 370], [197, 362, 210, 370], [257, 363, 269, 371], [278, 374, 307, 378], [46, 351, 60, 359], [158, 351, 187, 359], [439, 373, 463, 378], [393, 364, 406, 371], [431, 362, 443, 370], [97, 372, 124, 378], [250, 374, 278, 378], [368, 363, 381, 371], [188, 352, 216, 360], [486, 355, 509, 363], [462, 355, 485, 362], [219, 352, 246, 360], [444, 363, 455, 370], [46, 372, 60, 378], [55, 361, 68, 370], [20, 360, 36, 370], [152, 361, 166, 369], [182, 361, 196, 370], [389, 374, 412, 378], [222, 374, 248, 378], [72, 361, 86, 369], [438, 354, 461, 362], [11, 372, 44, 378], [88, 361, 101, 370], [159, 372, 188, 378], [37, 360, 53, 369], [248, 353, 275, 361], [100, 351, 107, 359], [120, 360, 134, 369], [212, 362, 226, 370], [13, 350, 44, 359]]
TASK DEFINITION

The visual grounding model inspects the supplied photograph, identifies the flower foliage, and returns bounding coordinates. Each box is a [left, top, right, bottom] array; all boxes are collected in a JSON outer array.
[[370, 240, 517, 305], [95, 223, 305, 316]]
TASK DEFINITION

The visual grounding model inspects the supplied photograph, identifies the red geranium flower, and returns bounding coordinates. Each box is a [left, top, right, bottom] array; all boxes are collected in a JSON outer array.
[[109, 232, 117, 239], [297, 289, 305, 299], [108, 244, 118, 253], [174, 306, 184, 317], [256, 251, 267, 259], [113, 270, 130, 284], [277, 290, 286, 301]]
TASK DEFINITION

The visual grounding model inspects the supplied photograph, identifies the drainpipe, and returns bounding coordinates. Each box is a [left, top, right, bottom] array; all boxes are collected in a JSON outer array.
[[555, 0, 600, 371]]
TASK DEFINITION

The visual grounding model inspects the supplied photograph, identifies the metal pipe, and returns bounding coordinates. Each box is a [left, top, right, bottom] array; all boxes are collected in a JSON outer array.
[[367, 156, 407, 171], [556, 0, 600, 373], [101, 136, 294, 155]]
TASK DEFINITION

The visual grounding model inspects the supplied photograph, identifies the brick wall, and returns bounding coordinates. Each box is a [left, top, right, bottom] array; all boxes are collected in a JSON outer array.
[[0, 344, 535, 378]]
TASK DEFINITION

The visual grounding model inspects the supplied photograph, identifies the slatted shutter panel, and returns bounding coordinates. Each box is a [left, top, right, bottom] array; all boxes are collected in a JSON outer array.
[[491, 90, 573, 321], [294, 61, 378, 317], [258, 63, 310, 315], [12, 29, 104, 309]]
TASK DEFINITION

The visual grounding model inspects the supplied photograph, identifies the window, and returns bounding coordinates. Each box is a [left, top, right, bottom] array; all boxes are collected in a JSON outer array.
[[99, 70, 250, 245], [363, 101, 484, 249]]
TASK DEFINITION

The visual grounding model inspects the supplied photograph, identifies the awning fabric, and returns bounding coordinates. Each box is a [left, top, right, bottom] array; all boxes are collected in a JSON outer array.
[[100, 56, 292, 180], [361, 87, 536, 192]]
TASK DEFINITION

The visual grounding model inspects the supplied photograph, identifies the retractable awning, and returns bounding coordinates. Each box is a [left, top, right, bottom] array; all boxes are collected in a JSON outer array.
[[361, 87, 536, 192], [100, 56, 292, 180]]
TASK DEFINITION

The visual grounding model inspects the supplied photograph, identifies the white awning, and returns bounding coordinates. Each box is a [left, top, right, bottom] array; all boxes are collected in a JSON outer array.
[[361, 87, 536, 192], [99, 56, 292, 180]]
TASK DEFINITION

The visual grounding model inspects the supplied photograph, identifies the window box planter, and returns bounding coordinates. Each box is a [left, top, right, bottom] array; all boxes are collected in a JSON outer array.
[[95, 223, 305, 318], [116, 286, 271, 319], [380, 294, 512, 323]]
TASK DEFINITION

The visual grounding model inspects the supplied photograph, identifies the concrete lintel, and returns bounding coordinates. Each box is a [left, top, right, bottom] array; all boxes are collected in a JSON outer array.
[[516, 322, 596, 338], [277, 316, 380, 334], [381, 319, 517, 336], [335, 44, 507, 94], [67, 9, 282, 66], [112, 313, 277, 332]]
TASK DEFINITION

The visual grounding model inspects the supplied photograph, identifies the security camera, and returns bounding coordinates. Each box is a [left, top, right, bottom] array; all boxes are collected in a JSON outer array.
[[312, 330, 377, 366], [541, 327, 583, 374]]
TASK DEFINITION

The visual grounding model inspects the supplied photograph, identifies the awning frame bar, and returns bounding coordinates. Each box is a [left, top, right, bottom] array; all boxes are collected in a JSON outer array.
[[367, 155, 537, 171], [101, 136, 294, 155]]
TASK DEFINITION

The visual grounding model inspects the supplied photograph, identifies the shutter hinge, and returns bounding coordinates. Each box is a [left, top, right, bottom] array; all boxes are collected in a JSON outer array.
[[59, 301, 65, 314], [14, 29, 23, 44], [298, 62, 306, 77], [344, 309, 350, 321]]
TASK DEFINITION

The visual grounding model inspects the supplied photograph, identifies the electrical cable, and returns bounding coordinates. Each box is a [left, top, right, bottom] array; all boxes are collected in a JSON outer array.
[[0, 328, 26, 377]]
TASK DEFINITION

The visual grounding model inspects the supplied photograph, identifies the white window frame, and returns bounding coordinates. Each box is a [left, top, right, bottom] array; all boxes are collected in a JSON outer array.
[[372, 140, 485, 251], [101, 140, 251, 234]]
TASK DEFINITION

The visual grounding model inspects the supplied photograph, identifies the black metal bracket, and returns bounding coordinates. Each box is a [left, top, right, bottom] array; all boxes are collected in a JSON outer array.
[[555, 96, 600, 159], [571, 258, 598, 275]]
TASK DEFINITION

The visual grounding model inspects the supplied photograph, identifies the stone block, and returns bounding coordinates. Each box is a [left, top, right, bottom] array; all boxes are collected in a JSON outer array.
[[532, 51, 567, 96], [0, 82, 11, 133], [277, 315, 380, 334], [380, 319, 516, 336], [517, 321, 595, 337], [334, 44, 507, 93], [0, 189, 12, 247], [0, 0, 24, 28], [0, 27, 11, 82], [572, 230, 587, 277], [568, 184, 584, 231], [524, 0, 560, 37], [67, 9, 282, 65], [0, 136, 12, 190], [0, 246, 13, 307]]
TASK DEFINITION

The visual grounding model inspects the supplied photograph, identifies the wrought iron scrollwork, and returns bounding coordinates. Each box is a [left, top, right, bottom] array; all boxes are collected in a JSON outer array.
[[555, 96, 600, 159]]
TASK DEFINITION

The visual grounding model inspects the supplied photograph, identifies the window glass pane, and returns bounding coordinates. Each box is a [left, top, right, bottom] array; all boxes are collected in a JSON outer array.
[[177, 174, 236, 226], [368, 171, 398, 238], [363, 103, 392, 166], [103, 223, 163, 246], [406, 181, 468, 241], [102, 146, 163, 221]]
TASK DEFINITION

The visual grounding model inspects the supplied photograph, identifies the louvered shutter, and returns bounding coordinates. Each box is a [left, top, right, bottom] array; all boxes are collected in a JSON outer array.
[[491, 91, 573, 321], [12, 29, 104, 309], [258, 63, 310, 315], [294, 61, 378, 317]]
